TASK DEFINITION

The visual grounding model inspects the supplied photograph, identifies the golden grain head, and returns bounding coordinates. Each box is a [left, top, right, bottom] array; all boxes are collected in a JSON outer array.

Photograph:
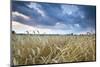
[[12, 35, 96, 65]]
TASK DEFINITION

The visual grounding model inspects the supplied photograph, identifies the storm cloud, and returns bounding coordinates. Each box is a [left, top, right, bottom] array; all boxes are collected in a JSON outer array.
[[12, 1, 96, 34]]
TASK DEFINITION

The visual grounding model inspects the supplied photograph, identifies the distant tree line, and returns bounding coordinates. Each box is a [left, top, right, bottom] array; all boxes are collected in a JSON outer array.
[[12, 30, 95, 36]]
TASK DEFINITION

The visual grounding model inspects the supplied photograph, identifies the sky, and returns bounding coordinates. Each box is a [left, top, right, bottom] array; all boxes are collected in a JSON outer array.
[[12, 1, 96, 34]]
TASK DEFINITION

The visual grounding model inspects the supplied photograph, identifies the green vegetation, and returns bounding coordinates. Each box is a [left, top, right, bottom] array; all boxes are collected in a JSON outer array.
[[11, 34, 96, 65]]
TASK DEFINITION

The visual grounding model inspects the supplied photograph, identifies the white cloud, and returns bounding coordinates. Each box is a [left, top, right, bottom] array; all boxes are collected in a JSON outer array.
[[12, 21, 35, 33], [12, 21, 52, 34], [54, 22, 67, 29], [61, 5, 79, 15], [12, 11, 30, 20], [74, 24, 80, 28], [27, 2, 46, 17], [81, 15, 85, 19]]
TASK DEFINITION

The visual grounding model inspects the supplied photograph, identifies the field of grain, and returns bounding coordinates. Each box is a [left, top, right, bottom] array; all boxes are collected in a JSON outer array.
[[11, 34, 96, 66]]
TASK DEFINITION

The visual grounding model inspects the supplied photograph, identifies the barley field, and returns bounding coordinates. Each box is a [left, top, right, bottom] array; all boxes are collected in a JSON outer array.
[[11, 34, 96, 66]]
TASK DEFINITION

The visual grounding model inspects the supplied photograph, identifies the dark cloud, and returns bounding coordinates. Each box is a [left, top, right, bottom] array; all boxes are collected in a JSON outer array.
[[12, 1, 96, 33]]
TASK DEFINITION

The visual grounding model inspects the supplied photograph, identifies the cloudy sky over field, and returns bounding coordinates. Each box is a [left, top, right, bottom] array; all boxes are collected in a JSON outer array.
[[12, 1, 96, 34]]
